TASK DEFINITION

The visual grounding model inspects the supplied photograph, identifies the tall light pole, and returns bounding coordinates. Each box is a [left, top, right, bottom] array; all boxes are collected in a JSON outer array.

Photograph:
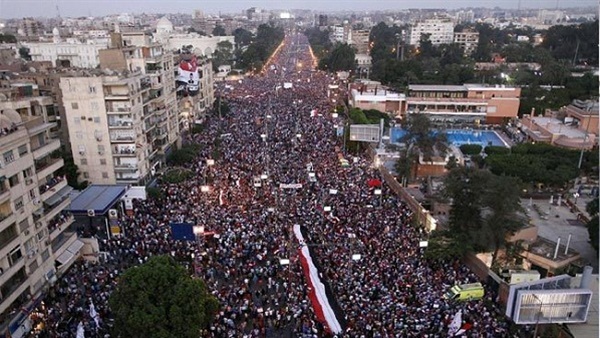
[[577, 103, 594, 169]]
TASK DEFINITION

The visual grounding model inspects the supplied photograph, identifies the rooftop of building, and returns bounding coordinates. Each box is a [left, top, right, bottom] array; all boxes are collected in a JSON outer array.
[[408, 84, 518, 91], [525, 116, 590, 139], [526, 236, 580, 263], [68, 185, 128, 216]]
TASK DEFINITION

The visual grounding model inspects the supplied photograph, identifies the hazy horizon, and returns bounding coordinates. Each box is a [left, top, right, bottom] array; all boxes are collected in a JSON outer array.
[[0, 0, 598, 19]]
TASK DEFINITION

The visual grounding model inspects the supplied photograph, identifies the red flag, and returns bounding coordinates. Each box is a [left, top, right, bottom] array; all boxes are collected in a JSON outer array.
[[367, 179, 382, 188]]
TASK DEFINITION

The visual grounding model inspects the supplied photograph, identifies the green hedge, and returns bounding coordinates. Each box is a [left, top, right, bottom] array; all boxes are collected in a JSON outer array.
[[459, 144, 483, 155]]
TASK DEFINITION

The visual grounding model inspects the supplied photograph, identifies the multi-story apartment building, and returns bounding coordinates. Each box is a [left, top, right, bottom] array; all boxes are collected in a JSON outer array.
[[0, 86, 79, 337], [408, 17, 454, 46], [351, 29, 370, 54], [16, 18, 43, 38], [331, 24, 352, 45], [59, 69, 177, 185], [453, 29, 479, 57]]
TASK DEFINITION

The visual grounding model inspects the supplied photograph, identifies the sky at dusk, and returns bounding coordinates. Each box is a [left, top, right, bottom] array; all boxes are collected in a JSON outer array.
[[0, 0, 598, 19]]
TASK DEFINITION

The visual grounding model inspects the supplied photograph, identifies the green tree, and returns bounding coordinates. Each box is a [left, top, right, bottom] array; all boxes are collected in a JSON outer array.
[[233, 28, 253, 47], [459, 144, 482, 155], [443, 168, 524, 263], [18, 47, 31, 61], [212, 25, 226, 36], [0, 33, 17, 43], [402, 113, 447, 162], [424, 230, 473, 261], [109, 256, 218, 338], [320, 43, 356, 72], [586, 198, 599, 252], [212, 40, 234, 71]]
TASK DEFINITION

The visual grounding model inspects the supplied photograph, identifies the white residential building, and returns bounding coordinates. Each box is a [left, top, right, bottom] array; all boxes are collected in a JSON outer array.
[[0, 87, 79, 338], [408, 17, 455, 46], [23, 29, 109, 68]]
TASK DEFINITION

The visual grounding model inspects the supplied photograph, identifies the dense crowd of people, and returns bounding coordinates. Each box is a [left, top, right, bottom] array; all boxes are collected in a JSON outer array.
[[32, 32, 513, 338]]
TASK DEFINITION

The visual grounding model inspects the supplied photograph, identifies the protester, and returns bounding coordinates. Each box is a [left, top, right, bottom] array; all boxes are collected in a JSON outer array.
[[33, 33, 511, 338]]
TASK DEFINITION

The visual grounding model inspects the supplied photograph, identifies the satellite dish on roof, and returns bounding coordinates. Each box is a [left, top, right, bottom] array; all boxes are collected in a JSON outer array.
[[29, 67, 37, 73]]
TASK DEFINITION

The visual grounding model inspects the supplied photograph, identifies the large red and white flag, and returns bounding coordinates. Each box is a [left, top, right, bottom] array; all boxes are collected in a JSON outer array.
[[448, 310, 462, 336], [293, 224, 345, 334]]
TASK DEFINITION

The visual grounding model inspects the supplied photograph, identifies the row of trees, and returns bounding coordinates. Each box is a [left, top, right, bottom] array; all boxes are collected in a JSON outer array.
[[305, 28, 357, 72], [236, 24, 284, 71]]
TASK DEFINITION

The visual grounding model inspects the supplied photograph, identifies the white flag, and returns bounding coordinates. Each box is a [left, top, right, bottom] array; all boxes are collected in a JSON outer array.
[[219, 190, 224, 206], [448, 310, 462, 336], [89, 301, 100, 328], [76, 321, 85, 338]]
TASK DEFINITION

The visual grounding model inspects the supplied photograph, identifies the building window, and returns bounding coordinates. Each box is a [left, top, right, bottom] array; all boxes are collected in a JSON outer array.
[[29, 189, 36, 200], [89, 86, 96, 93], [14, 196, 24, 210], [23, 167, 33, 178], [100, 159, 107, 165], [102, 172, 109, 179], [80, 158, 88, 165], [76, 131, 83, 139], [3, 150, 15, 164], [18, 144, 28, 156], [94, 116, 100, 123], [71, 102, 79, 109], [8, 174, 19, 187], [9, 246, 23, 266], [83, 172, 89, 179]]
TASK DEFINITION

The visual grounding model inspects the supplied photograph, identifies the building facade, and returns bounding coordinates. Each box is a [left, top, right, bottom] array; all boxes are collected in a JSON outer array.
[[408, 17, 454, 46], [23, 33, 110, 68], [453, 30, 479, 57], [406, 84, 521, 124], [0, 88, 79, 337]]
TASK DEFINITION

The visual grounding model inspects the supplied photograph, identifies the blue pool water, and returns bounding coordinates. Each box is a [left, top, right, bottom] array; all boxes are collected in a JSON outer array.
[[390, 128, 507, 147]]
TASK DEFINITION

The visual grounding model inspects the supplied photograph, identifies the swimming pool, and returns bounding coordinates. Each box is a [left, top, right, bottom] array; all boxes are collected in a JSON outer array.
[[390, 128, 508, 147]]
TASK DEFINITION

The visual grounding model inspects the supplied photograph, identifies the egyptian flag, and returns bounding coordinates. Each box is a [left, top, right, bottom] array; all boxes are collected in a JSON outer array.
[[455, 323, 473, 336], [293, 224, 346, 334]]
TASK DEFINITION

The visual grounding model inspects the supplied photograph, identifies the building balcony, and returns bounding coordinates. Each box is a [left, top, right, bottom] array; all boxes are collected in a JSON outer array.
[[110, 135, 135, 143], [112, 147, 137, 156], [106, 106, 132, 114], [0, 257, 25, 290], [0, 211, 15, 233], [108, 120, 134, 128], [48, 213, 74, 242], [42, 195, 71, 223], [0, 267, 28, 315], [35, 158, 64, 181], [114, 164, 139, 172], [32, 139, 60, 160], [0, 127, 28, 147], [0, 186, 9, 204], [39, 178, 68, 201]]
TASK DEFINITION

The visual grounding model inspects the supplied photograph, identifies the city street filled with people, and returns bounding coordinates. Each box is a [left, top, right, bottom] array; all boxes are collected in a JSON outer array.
[[34, 32, 512, 338]]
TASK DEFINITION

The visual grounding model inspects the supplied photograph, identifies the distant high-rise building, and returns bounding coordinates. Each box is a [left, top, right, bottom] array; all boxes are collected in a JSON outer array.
[[318, 14, 328, 27], [408, 17, 454, 46], [455, 10, 475, 24], [351, 29, 371, 54], [17, 18, 43, 38], [454, 29, 479, 56]]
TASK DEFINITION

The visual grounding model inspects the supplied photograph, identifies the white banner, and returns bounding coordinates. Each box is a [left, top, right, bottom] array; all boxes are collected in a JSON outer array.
[[279, 183, 302, 189]]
